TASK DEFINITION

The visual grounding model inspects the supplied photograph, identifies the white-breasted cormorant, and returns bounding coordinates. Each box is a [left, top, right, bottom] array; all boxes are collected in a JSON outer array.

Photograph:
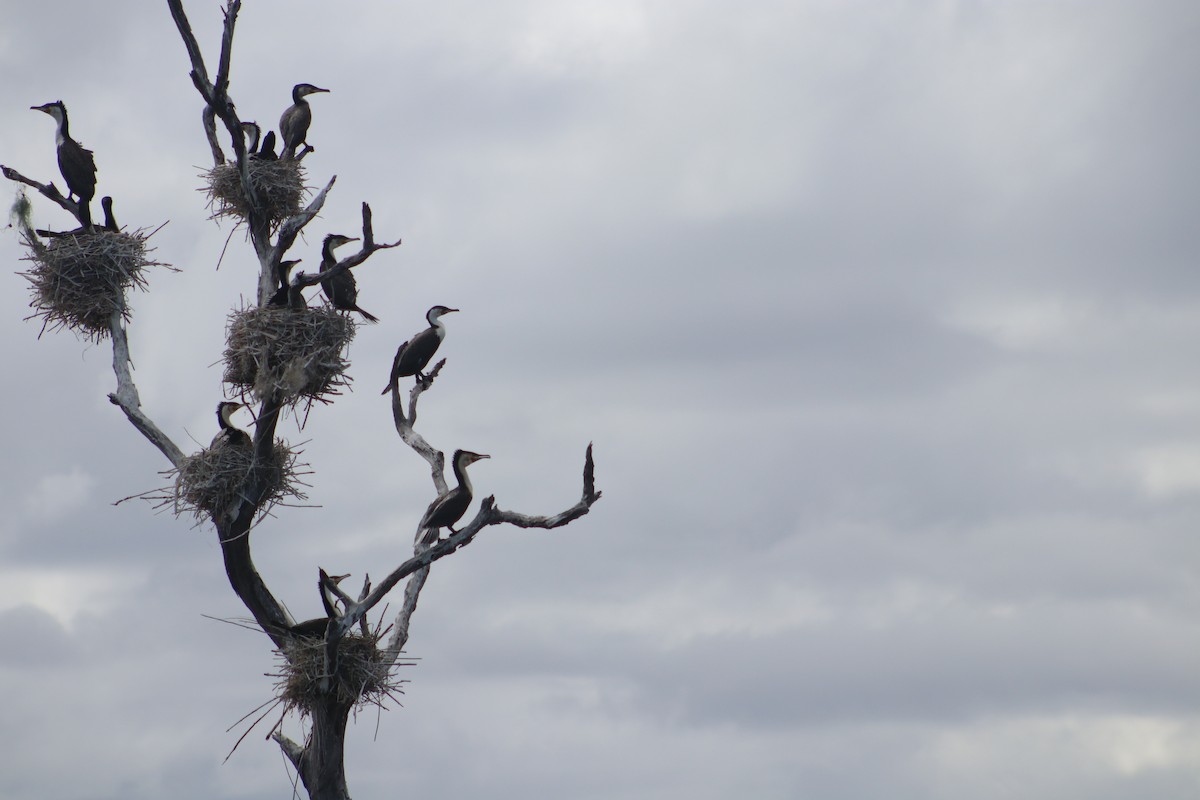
[[381, 305, 458, 393], [213, 401, 252, 449], [319, 233, 378, 323], [416, 449, 489, 544], [279, 83, 329, 159], [268, 260, 303, 307], [100, 196, 118, 232], [31, 101, 97, 229], [240, 121, 261, 156]]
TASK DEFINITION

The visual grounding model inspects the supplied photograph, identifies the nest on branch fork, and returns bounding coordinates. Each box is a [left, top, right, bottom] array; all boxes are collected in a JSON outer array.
[[203, 160, 305, 226], [18, 228, 166, 341], [222, 305, 355, 406], [170, 436, 305, 524], [274, 627, 408, 713]]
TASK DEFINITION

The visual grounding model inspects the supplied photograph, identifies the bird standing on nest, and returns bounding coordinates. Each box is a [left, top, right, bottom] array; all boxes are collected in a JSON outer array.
[[319, 233, 379, 323], [31, 100, 97, 230], [268, 259, 303, 307], [279, 83, 329, 159], [416, 449, 489, 545], [212, 401, 252, 449], [381, 305, 458, 393]]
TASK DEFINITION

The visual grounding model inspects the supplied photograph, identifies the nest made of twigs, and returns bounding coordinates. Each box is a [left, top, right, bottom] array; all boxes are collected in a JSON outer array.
[[275, 628, 407, 712], [222, 305, 356, 406], [203, 160, 305, 225], [19, 228, 166, 342], [170, 436, 305, 523]]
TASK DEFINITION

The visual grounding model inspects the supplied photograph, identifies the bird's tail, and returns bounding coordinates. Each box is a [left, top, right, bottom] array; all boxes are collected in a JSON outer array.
[[358, 307, 380, 324]]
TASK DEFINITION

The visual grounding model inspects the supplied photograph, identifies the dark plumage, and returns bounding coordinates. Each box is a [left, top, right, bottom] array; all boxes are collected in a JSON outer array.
[[267, 260, 303, 307], [31, 101, 97, 229], [319, 233, 378, 322], [289, 569, 348, 639], [100, 196, 118, 232], [258, 130, 278, 160], [213, 401, 252, 449], [417, 449, 489, 545], [279, 83, 328, 159], [381, 305, 458, 394]]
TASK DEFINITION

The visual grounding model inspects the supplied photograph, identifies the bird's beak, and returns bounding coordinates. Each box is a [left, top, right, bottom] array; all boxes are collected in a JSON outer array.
[[446, 307, 460, 314], [315, 87, 330, 93], [30, 104, 47, 113]]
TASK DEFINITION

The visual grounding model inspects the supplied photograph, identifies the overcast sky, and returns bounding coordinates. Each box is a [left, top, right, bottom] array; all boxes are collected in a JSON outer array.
[[1, 1, 1198, 798]]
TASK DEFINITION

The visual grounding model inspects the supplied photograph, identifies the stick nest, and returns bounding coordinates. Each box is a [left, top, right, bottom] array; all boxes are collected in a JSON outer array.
[[19, 229, 166, 342], [222, 306, 356, 405], [203, 160, 305, 225], [170, 437, 305, 523], [275, 629, 407, 712]]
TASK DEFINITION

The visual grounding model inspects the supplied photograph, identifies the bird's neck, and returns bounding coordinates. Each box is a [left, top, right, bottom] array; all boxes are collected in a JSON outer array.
[[429, 315, 447, 336], [452, 458, 473, 495]]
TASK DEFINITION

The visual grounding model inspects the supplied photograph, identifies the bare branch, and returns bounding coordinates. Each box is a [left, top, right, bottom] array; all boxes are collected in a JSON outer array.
[[1, 165, 84, 226], [272, 730, 305, 772], [166, 0, 214, 99], [105, 310, 186, 467], [270, 175, 337, 262], [346, 445, 601, 647], [214, 0, 241, 102]]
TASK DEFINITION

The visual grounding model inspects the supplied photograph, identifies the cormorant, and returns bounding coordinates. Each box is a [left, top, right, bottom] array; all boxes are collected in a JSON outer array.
[[416, 449, 489, 545], [381, 306, 458, 393], [100, 196, 118, 232], [31, 101, 97, 229], [240, 121, 261, 156], [319, 233, 378, 322], [267, 260, 302, 307], [279, 83, 329, 159], [213, 401, 252, 449], [289, 569, 349, 638], [287, 270, 311, 310], [258, 130, 278, 160]]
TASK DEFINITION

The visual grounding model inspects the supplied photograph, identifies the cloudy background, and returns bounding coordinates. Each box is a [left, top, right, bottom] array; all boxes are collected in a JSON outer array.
[[1, 0, 1198, 797]]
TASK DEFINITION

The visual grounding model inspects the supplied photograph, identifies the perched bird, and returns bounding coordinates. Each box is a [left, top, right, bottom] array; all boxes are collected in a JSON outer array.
[[279, 83, 329, 159], [319, 233, 378, 322], [31, 101, 97, 229], [381, 305, 458, 394], [417, 449, 490, 545], [212, 401, 252, 449], [100, 196, 118, 232], [240, 121, 261, 156], [267, 260, 303, 307], [257, 130, 278, 160], [287, 270, 311, 310], [289, 569, 349, 638]]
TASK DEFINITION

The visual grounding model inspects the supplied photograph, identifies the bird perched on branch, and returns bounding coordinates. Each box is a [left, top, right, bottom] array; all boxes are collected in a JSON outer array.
[[212, 401, 252, 449], [381, 305, 458, 393], [319, 233, 378, 322], [279, 83, 329, 159], [31, 100, 97, 229], [417, 449, 489, 545]]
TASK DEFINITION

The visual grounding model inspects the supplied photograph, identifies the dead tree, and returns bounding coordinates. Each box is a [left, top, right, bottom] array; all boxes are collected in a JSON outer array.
[[3, 2, 600, 799]]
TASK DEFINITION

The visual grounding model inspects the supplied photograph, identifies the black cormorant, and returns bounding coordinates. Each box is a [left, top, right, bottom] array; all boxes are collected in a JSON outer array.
[[279, 83, 329, 159], [416, 449, 489, 544], [31, 101, 97, 229], [289, 569, 349, 638], [258, 130, 278, 160], [319, 233, 378, 322], [381, 305, 458, 393], [287, 270, 311, 310], [100, 196, 118, 232], [213, 401, 252, 449], [268, 260, 303, 307]]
